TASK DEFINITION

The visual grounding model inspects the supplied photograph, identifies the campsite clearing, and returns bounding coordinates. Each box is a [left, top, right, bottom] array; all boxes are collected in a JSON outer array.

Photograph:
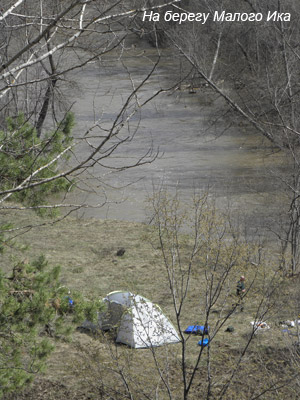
[[1, 209, 300, 399]]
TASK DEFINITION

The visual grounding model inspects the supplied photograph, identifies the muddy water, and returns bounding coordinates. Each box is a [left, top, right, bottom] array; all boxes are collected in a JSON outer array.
[[68, 39, 284, 234]]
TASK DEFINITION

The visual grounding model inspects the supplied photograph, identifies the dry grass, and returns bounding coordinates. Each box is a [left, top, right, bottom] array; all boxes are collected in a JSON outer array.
[[1, 208, 300, 399]]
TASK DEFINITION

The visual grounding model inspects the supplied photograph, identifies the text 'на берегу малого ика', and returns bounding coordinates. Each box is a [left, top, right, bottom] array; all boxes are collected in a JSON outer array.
[[142, 10, 291, 24]]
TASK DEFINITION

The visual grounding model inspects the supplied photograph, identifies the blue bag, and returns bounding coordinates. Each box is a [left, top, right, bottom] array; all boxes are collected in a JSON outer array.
[[198, 338, 210, 346]]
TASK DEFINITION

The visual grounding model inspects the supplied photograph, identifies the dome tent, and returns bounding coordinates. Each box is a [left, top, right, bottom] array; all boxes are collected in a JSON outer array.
[[98, 291, 180, 348]]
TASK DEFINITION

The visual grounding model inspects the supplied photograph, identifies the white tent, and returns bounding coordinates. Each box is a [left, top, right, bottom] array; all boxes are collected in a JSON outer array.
[[95, 291, 180, 348]]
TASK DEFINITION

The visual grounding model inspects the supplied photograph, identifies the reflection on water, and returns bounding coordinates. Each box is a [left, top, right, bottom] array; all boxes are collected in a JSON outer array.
[[66, 38, 285, 235]]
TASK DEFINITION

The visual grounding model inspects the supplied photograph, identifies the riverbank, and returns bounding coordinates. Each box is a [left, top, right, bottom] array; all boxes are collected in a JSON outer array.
[[2, 208, 300, 399]]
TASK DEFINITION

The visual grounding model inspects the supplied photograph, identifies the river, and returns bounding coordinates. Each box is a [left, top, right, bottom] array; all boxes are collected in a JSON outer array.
[[66, 35, 285, 236]]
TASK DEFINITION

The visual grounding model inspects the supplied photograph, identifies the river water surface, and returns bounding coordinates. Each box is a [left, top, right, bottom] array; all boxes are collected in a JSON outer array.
[[67, 37, 285, 236]]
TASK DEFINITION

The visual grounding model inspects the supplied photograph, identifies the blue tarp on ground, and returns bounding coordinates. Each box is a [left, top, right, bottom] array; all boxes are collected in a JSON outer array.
[[184, 325, 209, 334]]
